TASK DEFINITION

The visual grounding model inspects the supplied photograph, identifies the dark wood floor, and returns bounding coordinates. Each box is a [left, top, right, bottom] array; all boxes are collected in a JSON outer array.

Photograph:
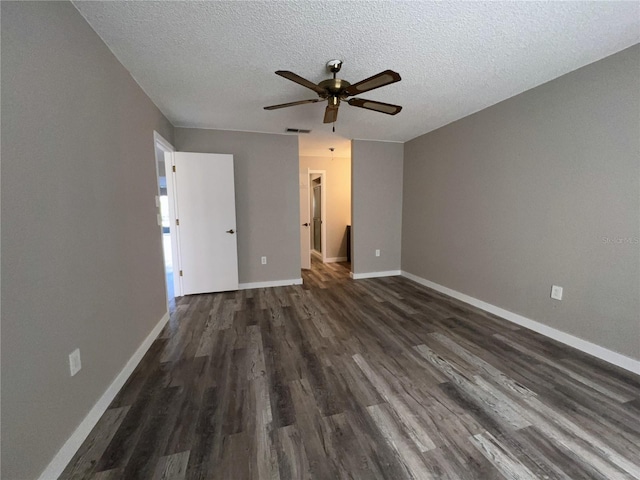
[[62, 260, 640, 479]]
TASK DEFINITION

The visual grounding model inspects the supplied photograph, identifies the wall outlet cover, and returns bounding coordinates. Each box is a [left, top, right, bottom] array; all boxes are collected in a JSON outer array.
[[261, 256, 267, 265], [375, 249, 381, 257]]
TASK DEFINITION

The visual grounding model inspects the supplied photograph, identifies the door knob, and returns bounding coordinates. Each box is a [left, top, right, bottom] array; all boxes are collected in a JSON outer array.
[[226, 229, 235, 234], [302, 223, 309, 227]]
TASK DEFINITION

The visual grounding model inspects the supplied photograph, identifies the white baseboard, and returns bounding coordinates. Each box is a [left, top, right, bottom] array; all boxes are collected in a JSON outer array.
[[38, 311, 171, 480], [351, 270, 402, 280], [238, 278, 303, 290], [401, 271, 640, 375], [325, 256, 348, 263]]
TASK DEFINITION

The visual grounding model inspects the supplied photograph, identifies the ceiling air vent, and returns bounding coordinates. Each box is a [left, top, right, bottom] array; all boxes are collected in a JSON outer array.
[[285, 128, 311, 134]]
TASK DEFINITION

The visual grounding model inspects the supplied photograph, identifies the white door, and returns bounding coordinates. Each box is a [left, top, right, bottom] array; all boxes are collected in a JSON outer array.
[[300, 171, 311, 269], [174, 152, 238, 294]]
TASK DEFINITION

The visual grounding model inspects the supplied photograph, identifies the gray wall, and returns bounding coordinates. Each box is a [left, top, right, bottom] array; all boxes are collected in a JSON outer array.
[[300, 155, 352, 260], [1, 2, 175, 479], [352, 140, 404, 275], [402, 45, 640, 360], [175, 128, 301, 284]]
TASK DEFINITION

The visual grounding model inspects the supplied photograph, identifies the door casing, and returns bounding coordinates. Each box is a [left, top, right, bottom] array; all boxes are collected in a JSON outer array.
[[300, 170, 311, 269], [153, 131, 181, 299], [308, 169, 326, 264]]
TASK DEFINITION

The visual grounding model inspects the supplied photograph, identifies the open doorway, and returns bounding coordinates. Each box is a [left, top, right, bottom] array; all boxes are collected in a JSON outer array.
[[311, 174, 322, 257], [309, 170, 326, 262], [153, 132, 180, 306], [298, 137, 352, 276]]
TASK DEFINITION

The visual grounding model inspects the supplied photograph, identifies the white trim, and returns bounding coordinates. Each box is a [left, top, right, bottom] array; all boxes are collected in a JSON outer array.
[[299, 170, 312, 270], [38, 311, 171, 480], [153, 131, 181, 298], [351, 270, 402, 280], [238, 278, 303, 290], [153, 131, 174, 152], [325, 256, 348, 263], [309, 170, 327, 264], [401, 271, 640, 375]]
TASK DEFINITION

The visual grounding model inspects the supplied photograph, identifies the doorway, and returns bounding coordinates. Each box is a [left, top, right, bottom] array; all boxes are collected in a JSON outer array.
[[298, 139, 352, 273], [153, 132, 180, 304], [307, 169, 326, 264], [311, 174, 323, 260]]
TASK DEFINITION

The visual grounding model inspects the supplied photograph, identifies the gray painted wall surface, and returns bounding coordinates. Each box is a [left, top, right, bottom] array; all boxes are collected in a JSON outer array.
[[1, 2, 175, 479], [402, 45, 640, 360], [175, 128, 301, 284], [352, 140, 404, 274], [299, 155, 352, 260]]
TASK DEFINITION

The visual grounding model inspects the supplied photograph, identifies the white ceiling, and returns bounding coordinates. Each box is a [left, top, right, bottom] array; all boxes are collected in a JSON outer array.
[[298, 132, 354, 158], [73, 1, 639, 154]]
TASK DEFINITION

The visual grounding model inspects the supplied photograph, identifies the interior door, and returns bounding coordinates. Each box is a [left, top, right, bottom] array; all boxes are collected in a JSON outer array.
[[174, 152, 238, 294], [299, 171, 311, 269]]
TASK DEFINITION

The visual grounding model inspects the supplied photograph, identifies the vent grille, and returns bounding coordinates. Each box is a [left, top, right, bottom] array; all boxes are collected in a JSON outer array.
[[286, 128, 311, 134]]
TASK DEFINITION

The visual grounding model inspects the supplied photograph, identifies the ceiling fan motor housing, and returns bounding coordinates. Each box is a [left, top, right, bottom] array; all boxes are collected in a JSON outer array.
[[318, 78, 351, 99]]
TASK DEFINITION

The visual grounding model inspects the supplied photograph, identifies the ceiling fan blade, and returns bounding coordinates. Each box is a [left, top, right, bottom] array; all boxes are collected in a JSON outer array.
[[323, 105, 338, 123], [347, 98, 402, 115], [275, 71, 326, 95], [343, 70, 401, 96], [264, 99, 321, 110]]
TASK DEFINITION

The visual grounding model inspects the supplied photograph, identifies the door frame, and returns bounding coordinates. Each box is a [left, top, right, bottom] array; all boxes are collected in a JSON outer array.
[[153, 131, 182, 298], [300, 169, 311, 270], [308, 169, 327, 264]]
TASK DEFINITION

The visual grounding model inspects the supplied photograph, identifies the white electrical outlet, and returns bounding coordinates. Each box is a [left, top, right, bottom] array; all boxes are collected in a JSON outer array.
[[157, 213, 162, 226], [69, 349, 82, 376], [551, 285, 563, 301], [155, 195, 160, 207], [375, 249, 380, 257], [261, 256, 267, 265]]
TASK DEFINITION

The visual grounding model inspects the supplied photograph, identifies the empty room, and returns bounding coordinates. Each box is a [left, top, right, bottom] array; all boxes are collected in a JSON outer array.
[[2, 1, 639, 479]]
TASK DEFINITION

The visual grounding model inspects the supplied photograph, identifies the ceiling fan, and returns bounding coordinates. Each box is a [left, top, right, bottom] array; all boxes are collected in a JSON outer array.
[[264, 60, 402, 131]]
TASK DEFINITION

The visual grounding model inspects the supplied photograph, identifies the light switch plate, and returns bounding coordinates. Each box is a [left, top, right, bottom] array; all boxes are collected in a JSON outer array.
[[551, 285, 563, 300], [69, 349, 82, 376]]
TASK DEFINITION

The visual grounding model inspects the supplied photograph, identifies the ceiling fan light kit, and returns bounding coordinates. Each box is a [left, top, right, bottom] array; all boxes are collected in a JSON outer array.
[[264, 60, 402, 131]]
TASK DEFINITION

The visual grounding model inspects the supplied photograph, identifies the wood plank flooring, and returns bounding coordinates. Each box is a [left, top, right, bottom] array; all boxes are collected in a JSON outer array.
[[61, 260, 640, 480]]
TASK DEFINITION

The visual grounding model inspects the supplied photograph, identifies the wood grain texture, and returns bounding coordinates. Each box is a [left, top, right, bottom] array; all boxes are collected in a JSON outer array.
[[151, 451, 190, 480], [61, 259, 640, 479]]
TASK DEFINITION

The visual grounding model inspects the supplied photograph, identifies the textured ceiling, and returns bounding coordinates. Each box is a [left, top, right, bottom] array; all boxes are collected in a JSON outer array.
[[73, 1, 639, 152]]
